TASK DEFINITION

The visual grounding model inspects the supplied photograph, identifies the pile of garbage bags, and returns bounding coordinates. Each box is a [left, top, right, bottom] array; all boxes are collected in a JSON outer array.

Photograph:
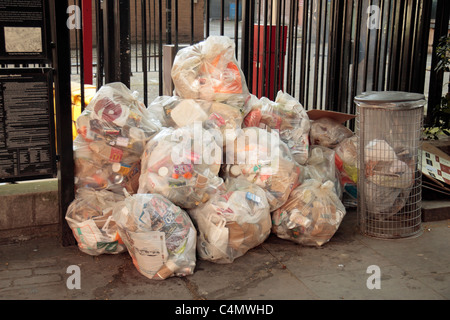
[[66, 35, 359, 280]]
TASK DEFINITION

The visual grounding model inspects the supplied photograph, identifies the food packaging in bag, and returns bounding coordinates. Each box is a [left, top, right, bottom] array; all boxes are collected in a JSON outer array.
[[188, 178, 271, 264], [272, 179, 346, 246], [138, 125, 224, 209], [243, 92, 310, 165], [171, 35, 250, 107], [147, 96, 244, 146], [112, 193, 197, 280], [65, 188, 127, 256], [222, 127, 301, 211], [74, 83, 161, 194]]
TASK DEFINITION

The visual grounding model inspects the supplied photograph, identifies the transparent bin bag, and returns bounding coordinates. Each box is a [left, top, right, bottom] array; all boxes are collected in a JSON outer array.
[[272, 180, 346, 247], [363, 139, 414, 216], [148, 96, 244, 146], [310, 117, 354, 149], [75, 82, 161, 173], [335, 136, 358, 205], [302, 145, 342, 199], [189, 178, 271, 264], [171, 35, 250, 107], [112, 193, 197, 280], [138, 125, 224, 209], [243, 92, 310, 165], [65, 188, 127, 256], [222, 127, 301, 211], [73, 135, 141, 194]]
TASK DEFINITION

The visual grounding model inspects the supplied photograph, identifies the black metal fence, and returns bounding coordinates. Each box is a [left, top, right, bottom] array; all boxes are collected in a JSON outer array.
[[68, 0, 449, 124]]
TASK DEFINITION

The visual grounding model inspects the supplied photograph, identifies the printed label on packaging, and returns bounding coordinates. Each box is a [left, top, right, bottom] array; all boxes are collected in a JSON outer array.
[[130, 231, 168, 278], [109, 147, 124, 162], [246, 192, 261, 203]]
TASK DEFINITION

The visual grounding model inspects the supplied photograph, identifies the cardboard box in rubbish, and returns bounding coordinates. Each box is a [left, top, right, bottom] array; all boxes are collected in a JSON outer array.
[[307, 109, 356, 124], [420, 139, 450, 196]]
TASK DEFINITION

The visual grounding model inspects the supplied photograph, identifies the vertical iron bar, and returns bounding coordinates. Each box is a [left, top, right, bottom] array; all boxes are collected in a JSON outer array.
[[95, 0, 104, 89], [261, 0, 269, 97], [206, 0, 210, 37], [292, 0, 299, 98], [220, 0, 225, 36], [141, 0, 148, 105], [273, 0, 281, 96], [158, 0, 163, 95], [300, 0, 309, 106], [191, 0, 195, 44], [362, 0, 372, 93], [166, 0, 172, 44], [313, 0, 323, 108], [319, 0, 328, 108], [79, 0, 85, 111], [286, 0, 295, 94], [175, 0, 178, 51], [234, 0, 239, 57], [255, 0, 262, 97], [380, 0, 391, 90], [52, 0, 76, 246], [119, 0, 131, 88], [373, 0, 384, 91], [305, 0, 313, 108]]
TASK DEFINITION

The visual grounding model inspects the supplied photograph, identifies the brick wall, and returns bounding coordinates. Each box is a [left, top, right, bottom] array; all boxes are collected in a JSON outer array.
[[70, 0, 205, 49]]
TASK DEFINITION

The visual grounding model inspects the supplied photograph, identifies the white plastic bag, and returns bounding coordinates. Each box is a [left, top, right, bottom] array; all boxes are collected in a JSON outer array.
[[65, 188, 127, 256], [189, 178, 271, 263], [112, 193, 197, 280], [272, 179, 346, 246]]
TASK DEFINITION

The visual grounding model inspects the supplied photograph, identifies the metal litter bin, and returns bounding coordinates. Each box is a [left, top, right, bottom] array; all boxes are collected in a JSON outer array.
[[354, 91, 426, 239]]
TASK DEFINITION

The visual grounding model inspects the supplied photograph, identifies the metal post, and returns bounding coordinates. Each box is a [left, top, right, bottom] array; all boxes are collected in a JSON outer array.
[[50, 0, 76, 246], [119, 0, 131, 88]]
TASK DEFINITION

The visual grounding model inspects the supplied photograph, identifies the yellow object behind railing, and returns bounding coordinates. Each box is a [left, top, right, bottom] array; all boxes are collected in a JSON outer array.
[[70, 83, 97, 139]]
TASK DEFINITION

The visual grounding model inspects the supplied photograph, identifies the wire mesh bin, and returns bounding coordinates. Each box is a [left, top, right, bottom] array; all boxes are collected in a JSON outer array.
[[354, 91, 426, 239]]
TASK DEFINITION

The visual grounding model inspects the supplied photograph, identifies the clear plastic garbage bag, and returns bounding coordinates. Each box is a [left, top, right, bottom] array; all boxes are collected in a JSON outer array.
[[243, 91, 310, 164], [189, 178, 271, 263], [112, 193, 197, 280], [138, 125, 224, 209], [65, 188, 127, 256], [171, 35, 250, 107], [222, 127, 301, 211], [272, 179, 346, 246]]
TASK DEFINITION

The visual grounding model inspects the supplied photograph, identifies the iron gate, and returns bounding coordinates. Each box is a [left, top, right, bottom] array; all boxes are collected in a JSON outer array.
[[69, 0, 448, 127]]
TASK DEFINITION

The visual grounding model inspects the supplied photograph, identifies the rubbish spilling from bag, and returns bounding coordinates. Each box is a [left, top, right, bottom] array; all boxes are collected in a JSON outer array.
[[66, 35, 364, 280]]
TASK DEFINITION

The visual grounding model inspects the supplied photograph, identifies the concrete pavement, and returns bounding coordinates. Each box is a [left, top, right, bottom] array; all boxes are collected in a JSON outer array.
[[0, 208, 449, 301]]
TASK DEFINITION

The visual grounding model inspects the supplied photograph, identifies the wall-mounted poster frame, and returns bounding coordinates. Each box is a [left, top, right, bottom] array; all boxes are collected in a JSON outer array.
[[0, 67, 57, 182], [0, 0, 51, 62]]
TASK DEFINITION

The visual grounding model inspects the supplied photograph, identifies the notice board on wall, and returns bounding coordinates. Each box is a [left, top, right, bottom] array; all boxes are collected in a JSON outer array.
[[0, 0, 50, 62], [0, 68, 56, 182]]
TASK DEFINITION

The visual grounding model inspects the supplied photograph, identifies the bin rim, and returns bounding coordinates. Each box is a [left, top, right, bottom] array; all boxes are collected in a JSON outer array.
[[354, 91, 426, 109]]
